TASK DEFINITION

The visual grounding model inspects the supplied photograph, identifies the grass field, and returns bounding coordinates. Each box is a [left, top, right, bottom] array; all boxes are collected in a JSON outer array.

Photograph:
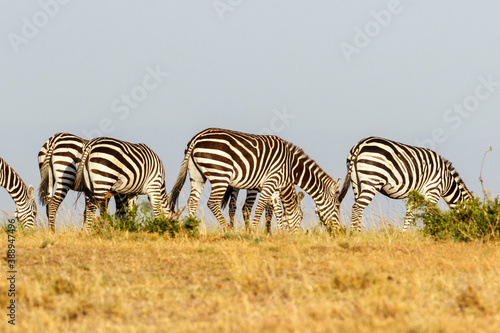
[[1, 218, 500, 333]]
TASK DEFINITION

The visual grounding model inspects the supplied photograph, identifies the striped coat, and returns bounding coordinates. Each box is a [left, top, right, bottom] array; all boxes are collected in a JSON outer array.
[[339, 137, 473, 231], [169, 128, 340, 231], [74, 137, 172, 220], [38, 133, 136, 230]]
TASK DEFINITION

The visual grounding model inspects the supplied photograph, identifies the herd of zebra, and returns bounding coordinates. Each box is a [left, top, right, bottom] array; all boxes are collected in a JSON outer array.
[[1, 128, 473, 233]]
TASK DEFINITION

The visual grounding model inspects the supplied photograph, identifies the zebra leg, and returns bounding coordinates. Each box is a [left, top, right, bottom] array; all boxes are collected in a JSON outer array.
[[147, 187, 166, 219], [100, 192, 114, 219], [83, 196, 98, 230], [242, 189, 258, 230], [46, 187, 71, 231], [280, 185, 305, 234], [187, 163, 206, 218], [270, 191, 283, 230], [187, 179, 205, 217], [228, 188, 239, 228], [403, 193, 439, 231], [47, 196, 62, 232], [251, 182, 278, 231], [350, 186, 380, 232], [265, 201, 274, 234], [403, 207, 414, 231], [115, 193, 137, 220], [207, 183, 231, 229], [115, 194, 127, 220]]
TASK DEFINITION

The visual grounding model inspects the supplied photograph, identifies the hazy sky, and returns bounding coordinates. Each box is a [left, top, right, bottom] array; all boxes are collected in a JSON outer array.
[[1, 1, 499, 228]]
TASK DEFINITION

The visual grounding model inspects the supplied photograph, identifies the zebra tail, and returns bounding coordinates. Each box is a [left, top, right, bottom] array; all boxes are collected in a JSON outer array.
[[338, 172, 351, 203], [38, 147, 54, 206], [167, 147, 192, 212], [339, 147, 359, 203], [73, 142, 92, 199]]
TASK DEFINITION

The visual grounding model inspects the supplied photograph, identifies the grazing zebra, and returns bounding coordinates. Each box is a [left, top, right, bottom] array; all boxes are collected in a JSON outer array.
[[74, 137, 173, 221], [222, 188, 305, 232], [38, 133, 136, 231], [168, 128, 341, 232], [0, 157, 37, 228], [339, 136, 473, 231]]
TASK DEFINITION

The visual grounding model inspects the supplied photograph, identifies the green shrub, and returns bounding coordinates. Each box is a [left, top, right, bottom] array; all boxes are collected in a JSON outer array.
[[408, 191, 500, 241], [143, 216, 180, 237], [181, 216, 201, 238], [92, 202, 201, 238], [110, 204, 141, 232]]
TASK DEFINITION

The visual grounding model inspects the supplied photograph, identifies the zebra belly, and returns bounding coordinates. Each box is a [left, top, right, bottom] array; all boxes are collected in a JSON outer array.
[[110, 174, 145, 194], [88, 162, 143, 196], [380, 183, 411, 200]]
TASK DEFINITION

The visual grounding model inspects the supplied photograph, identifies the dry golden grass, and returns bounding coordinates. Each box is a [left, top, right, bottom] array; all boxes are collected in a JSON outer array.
[[1, 223, 500, 332]]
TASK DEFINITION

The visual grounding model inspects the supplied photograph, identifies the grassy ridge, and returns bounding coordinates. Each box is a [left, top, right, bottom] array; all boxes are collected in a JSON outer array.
[[1, 226, 500, 332]]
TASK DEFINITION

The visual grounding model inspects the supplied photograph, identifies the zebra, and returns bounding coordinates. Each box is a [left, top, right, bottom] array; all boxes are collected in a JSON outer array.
[[222, 188, 305, 232], [0, 157, 37, 228], [38, 133, 137, 231], [73, 136, 173, 221], [168, 128, 341, 232], [338, 136, 473, 232]]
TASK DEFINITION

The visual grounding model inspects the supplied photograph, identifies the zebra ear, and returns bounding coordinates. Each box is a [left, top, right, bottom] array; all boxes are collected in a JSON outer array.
[[27, 185, 35, 199], [296, 191, 305, 205]]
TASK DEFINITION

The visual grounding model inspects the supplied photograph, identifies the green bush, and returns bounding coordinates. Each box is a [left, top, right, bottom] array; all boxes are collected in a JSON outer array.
[[181, 216, 201, 238], [142, 216, 180, 237], [408, 191, 500, 241], [110, 204, 141, 232], [92, 202, 201, 238]]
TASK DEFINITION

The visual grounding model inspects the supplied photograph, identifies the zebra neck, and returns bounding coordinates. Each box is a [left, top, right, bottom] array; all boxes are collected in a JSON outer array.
[[293, 157, 331, 201], [1, 176, 29, 211], [442, 177, 466, 204]]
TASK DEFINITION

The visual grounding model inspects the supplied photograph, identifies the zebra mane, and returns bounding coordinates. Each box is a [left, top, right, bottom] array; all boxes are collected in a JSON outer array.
[[443, 158, 472, 197]]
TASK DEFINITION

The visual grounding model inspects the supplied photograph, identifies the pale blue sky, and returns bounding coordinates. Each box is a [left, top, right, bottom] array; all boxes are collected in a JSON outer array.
[[1, 1, 499, 228]]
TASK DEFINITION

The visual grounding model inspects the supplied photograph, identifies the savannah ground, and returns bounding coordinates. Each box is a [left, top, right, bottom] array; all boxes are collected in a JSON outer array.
[[1, 217, 500, 333]]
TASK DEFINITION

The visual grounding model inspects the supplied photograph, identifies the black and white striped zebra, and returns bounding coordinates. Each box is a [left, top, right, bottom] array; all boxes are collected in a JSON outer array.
[[339, 136, 473, 231], [38, 133, 136, 231], [0, 157, 37, 228], [74, 137, 172, 221], [168, 128, 341, 232], [222, 188, 304, 232]]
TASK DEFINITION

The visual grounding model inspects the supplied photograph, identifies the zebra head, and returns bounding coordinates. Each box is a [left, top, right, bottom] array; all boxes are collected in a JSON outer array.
[[15, 185, 37, 228], [314, 178, 342, 230]]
